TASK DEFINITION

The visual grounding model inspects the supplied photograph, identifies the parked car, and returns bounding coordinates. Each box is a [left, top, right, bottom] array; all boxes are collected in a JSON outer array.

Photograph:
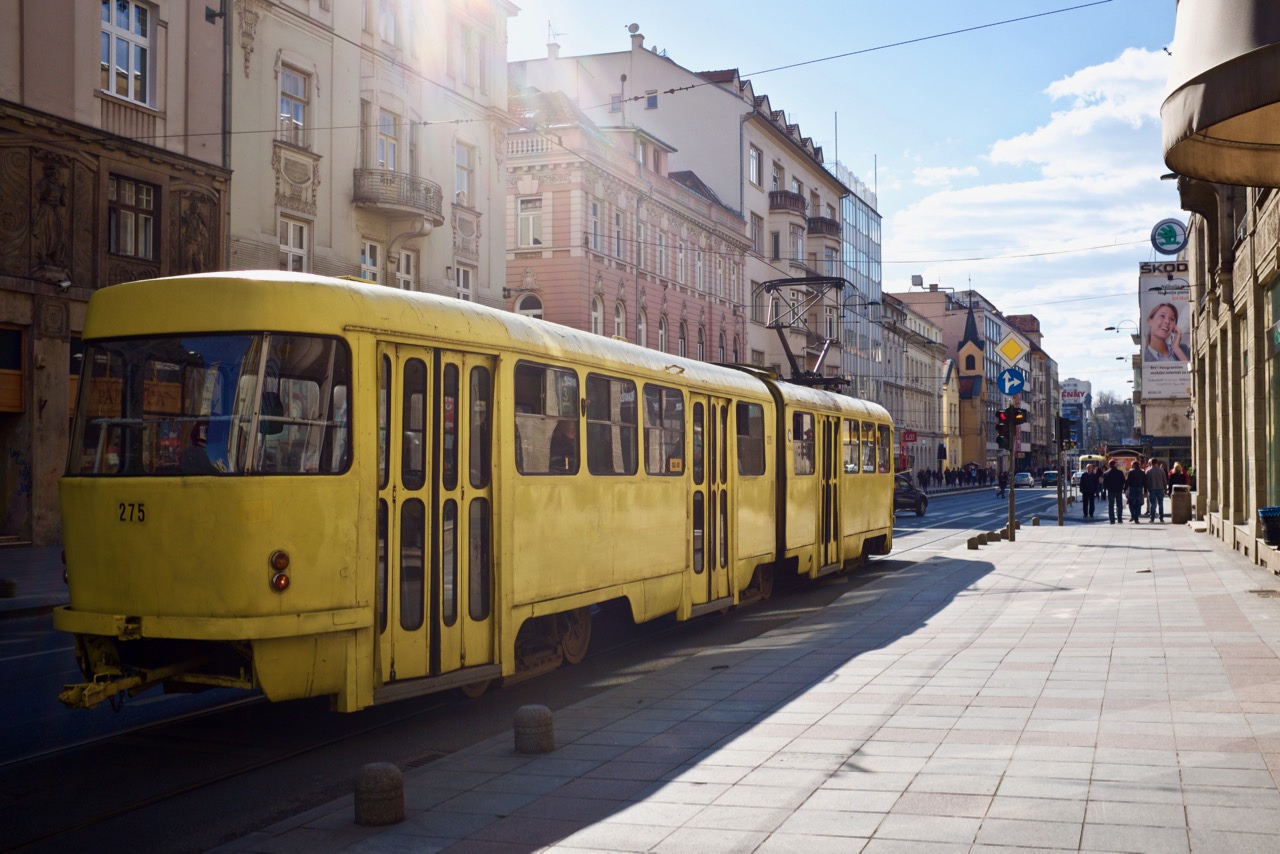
[[894, 474, 929, 516], [1041, 470, 1059, 487], [1013, 472, 1035, 488], [1071, 470, 1083, 487]]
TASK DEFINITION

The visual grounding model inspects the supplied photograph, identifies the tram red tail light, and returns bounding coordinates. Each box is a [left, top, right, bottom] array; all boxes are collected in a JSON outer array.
[[269, 550, 291, 592]]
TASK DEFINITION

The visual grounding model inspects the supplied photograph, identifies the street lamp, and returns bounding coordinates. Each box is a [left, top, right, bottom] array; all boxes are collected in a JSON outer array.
[[1105, 320, 1139, 333]]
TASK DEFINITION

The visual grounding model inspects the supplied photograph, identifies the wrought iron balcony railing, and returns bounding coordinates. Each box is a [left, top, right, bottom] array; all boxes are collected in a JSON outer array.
[[353, 169, 444, 223]]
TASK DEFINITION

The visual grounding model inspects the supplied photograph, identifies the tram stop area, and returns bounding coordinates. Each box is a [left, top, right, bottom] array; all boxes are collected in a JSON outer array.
[[205, 516, 1280, 854]]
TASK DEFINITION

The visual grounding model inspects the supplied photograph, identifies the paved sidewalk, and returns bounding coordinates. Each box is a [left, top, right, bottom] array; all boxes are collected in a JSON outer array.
[[210, 519, 1280, 854]]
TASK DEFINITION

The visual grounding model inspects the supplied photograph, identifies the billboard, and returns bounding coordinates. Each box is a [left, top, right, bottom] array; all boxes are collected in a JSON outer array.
[[1139, 261, 1191, 399]]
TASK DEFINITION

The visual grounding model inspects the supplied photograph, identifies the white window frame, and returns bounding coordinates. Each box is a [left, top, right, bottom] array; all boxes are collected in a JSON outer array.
[[614, 303, 625, 338], [101, 0, 154, 106], [378, 1, 398, 45], [749, 145, 762, 187], [678, 322, 687, 358], [455, 265, 474, 301], [108, 175, 156, 260], [279, 216, 309, 272], [455, 143, 474, 206], [590, 297, 603, 335], [614, 211, 623, 257], [361, 240, 382, 283], [658, 316, 667, 352], [518, 196, 543, 247], [396, 249, 417, 290], [645, 90, 658, 109], [637, 310, 647, 348], [695, 249, 704, 291], [589, 200, 600, 251], [516, 294, 543, 318], [377, 109, 398, 171], [697, 327, 705, 361], [656, 233, 666, 277], [635, 222, 645, 267], [279, 66, 310, 148]]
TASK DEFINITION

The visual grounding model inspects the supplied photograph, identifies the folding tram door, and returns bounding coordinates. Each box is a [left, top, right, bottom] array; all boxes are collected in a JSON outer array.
[[819, 414, 842, 570], [376, 343, 496, 689], [690, 394, 732, 613]]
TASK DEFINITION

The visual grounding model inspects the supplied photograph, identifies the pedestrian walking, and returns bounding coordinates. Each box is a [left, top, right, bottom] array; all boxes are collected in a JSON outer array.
[[997, 470, 1008, 498], [1079, 463, 1100, 519], [1145, 458, 1168, 522], [1125, 460, 1148, 523], [1102, 460, 1127, 524]]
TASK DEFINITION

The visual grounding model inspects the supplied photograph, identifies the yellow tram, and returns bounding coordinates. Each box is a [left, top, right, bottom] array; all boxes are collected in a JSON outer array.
[[55, 271, 894, 712]]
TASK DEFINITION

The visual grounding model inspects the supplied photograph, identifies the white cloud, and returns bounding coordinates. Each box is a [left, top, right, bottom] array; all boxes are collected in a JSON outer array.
[[883, 48, 1177, 400], [913, 165, 979, 187]]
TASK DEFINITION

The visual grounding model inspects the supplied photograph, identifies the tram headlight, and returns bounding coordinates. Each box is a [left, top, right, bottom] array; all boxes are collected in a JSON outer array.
[[269, 550, 291, 592]]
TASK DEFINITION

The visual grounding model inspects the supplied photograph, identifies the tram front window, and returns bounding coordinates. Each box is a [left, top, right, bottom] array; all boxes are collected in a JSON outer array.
[[67, 333, 352, 476]]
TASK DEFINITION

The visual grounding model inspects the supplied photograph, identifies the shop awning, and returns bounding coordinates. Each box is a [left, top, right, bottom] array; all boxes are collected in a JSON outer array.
[[1162, 0, 1280, 186]]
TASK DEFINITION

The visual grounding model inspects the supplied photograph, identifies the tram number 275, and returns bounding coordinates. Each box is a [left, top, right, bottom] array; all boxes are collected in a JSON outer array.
[[118, 502, 146, 523]]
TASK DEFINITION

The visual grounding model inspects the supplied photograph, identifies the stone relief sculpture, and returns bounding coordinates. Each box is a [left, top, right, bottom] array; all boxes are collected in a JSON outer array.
[[32, 161, 69, 281], [179, 197, 212, 274]]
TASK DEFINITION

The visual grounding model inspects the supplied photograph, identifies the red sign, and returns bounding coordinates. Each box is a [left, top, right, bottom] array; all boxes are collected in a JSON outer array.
[[902, 431, 918, 443]]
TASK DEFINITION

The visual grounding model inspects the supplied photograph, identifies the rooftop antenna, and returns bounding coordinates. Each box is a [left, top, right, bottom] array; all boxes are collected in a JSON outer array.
[[547, 21, 566, 43]]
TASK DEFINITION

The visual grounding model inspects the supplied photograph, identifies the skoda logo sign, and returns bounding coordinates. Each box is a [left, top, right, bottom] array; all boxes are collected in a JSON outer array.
[[1151, 218, 1187, 256]]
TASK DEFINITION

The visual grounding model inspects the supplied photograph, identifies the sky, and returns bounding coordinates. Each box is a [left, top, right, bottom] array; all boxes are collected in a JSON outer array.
[[506, 0, 1181, 402]]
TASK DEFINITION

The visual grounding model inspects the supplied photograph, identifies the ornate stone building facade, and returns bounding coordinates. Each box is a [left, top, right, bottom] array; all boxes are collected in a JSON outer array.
[[0, 2, 228, 545]]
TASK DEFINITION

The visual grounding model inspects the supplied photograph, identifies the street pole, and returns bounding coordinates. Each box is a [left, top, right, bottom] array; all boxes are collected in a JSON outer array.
[[1007, 404, 1016, 542]]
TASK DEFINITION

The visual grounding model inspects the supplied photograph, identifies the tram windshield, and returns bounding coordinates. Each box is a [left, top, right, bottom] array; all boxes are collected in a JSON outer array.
[[68, 333, 351, 476]]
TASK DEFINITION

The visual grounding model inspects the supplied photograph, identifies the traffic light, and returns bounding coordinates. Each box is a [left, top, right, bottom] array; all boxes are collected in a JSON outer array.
[[1057, 416, 1074, 451], [1012, 407, 1028, 425], [996, 409, 1010, 449]]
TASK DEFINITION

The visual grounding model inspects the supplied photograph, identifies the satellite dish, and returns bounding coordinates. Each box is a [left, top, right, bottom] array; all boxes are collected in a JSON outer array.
[[627, 23, 639, 34]]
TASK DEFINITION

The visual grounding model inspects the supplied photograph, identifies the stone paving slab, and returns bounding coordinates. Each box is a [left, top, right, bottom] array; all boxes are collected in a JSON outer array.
[[208, 520, 1280, 852]]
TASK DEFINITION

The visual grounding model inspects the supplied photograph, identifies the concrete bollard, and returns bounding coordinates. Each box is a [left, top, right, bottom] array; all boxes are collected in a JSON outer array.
[[514, 704, 555, 754], [989, 531, 1001, 542], [976, 533, 988, 545], [1014, 520, 1021, 530], [1031, 516, 1040, 526], [1000, 528, 1010, 540], [355, 762, 404, 826], [968, 536, 980, 550]]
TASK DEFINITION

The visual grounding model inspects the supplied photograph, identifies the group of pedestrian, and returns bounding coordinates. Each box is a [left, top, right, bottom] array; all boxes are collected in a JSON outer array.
[[1076, 458, 1186, 524]]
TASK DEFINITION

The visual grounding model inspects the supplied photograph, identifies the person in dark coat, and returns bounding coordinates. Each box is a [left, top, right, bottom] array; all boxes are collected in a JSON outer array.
[[1124, 461, 1148, 524], [1102, 460, 1127, 524], [1079, 463, 1100, 519], [997, 470, 1008, 497]]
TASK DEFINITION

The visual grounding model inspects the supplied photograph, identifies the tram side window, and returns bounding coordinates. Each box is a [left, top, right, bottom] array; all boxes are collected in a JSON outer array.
[[586, 374, 637, 475], [402, 358, 427, 490], [513, 361, 579, 475], [643, 385, 684, 475], [878, 424, 892, 473], [793, 411, 815, 476], [843, 419, 859, 473], [378, 356, 390, 489], [861, 421, 876, 473], [736, 402, 765, 476]]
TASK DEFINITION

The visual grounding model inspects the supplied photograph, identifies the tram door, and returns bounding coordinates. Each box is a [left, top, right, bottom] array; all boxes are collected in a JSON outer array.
[[374, 344, 494, 686], [432, 351, 495, 676], [819, 414, 841, 567], [690, 395, 731, 606]]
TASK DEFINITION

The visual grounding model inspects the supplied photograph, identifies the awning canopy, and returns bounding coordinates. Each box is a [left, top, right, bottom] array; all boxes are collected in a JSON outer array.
[[1162, 0, 1280, 187]]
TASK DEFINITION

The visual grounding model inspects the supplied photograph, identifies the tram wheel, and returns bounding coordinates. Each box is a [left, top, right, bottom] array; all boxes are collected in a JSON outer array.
[[558, 607, 593, 665], [459, 679, 492, 699], [753, 565, 775, 600]]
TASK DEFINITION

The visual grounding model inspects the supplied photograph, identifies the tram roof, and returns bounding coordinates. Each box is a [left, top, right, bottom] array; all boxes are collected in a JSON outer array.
[[87, 271, 808, 400]]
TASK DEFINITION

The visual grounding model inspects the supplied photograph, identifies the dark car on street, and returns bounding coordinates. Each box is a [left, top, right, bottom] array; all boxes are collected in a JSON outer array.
[[894, 474, 928, 516]]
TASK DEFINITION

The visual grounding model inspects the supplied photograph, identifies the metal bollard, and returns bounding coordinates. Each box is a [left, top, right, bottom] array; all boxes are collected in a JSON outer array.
[[514, 704, 555, 754], [355, 762, 404, 826]]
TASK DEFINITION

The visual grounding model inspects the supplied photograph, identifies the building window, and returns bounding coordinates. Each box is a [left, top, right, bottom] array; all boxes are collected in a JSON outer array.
[[279, 67, 310, 148], [107, 175, 156, 259], [279, 216, 309, 272], [637, 310, 647, 347], [719, 332, 726, 363], [715, 257, 724, 296], [771, 164, 782, 191], [770, 231, 780, 261], [645, 90, 658, 109], [516, 294, 543, 319], [695, 249, 704, 290], [614, 302, 625, 338], [678, 322, 687, 358], [697, 327, 705, 361], [590, 297, 603, 335], [750, 213, 763, 255], [635, 222, 645, 267], [518, 197, 543, 247], [751, 349, 764, 366], [378, 1, 398, 45], [791, 177, 803, 195], [614, 211, 623, 257], [790, 224, 803, 262], [455, 265, 474, 301], [396, 250, 417, 289], [101, 0, 153, 105], [751, 283, 764, 323], [749, 146, 762, 187], [361, 240, 382, 282], [589, 200, 600, 251], [656, 233, 666, 277], [658, 316, 668, 352], [455, 143, 474, 206], [678, 243, 686, 284], [377, 109, 398, 170]]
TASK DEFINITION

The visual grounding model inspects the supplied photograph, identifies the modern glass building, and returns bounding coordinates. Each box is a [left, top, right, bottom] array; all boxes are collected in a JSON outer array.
[[831, 162, 883, 403]]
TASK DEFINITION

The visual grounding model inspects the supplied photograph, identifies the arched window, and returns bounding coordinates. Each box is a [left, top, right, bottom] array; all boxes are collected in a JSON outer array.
[[516, 294, 543, 319], [658, 316, 667, 352], [964, 354, 975, 371], [590, 297, 603, 335], [718, 332, 726, 363], [732, 335, 740, 362], [614, 302, 625, 338], [637, 310, 647, 348], [679, 322, 687, 358], [697, 327, 705, 361]]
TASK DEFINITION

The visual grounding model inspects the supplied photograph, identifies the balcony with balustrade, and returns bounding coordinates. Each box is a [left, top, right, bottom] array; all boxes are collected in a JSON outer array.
[[353, 169, 445, 226]]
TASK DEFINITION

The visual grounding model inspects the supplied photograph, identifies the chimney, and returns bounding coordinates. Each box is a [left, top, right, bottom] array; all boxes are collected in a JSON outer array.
[[929, 283, 938, 292], [548, 42, 560, 59], [631, 32, 644, 50]]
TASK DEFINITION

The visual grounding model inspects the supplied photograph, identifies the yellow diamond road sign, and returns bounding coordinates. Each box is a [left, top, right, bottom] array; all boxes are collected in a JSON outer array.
[[997, 334, 1026, 365]]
